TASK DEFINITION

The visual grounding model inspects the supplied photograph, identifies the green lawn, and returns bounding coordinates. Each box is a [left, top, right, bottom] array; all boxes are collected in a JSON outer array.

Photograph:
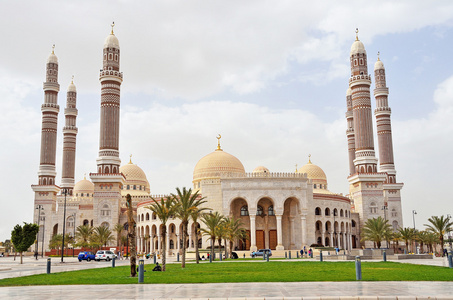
[[0, 261, 452, 286]]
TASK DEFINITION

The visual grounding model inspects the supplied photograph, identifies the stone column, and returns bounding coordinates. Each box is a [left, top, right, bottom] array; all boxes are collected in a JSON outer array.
[[176, 234, 180, 251], [342, 232, 346, 249], [250, 214, 257, 251], [188, 228, 193, 250], [322, 231, 325, 246], [276, 214, 284, 250], [300, 215, 307, 247], [166, 232, 170, 255], [290, 217, 295, 249], [330, 233, 333, 247]]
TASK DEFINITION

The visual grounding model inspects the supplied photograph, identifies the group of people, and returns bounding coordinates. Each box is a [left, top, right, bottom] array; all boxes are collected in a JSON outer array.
[[300, 246, 313, 257]]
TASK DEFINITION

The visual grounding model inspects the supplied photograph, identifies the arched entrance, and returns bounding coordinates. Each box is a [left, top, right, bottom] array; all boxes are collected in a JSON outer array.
[[230, 197, 250, 250], [256, 197, 276, 250], [282, 197, 301, 250]]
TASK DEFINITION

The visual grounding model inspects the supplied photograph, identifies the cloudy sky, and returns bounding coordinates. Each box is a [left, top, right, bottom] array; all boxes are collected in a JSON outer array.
[[1, 0, 453, 241]]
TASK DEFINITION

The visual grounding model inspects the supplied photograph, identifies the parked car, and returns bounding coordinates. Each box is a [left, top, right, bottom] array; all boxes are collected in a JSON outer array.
[[95, 250, 116, 261], [78, 251, 96, 262], [250, 249, 272, 258]]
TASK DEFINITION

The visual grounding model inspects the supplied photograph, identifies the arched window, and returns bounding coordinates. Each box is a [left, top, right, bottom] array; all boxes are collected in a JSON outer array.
[[127, 185, 130, 190], [316, 222, 321, 231], [257, 205, 264, 216], [352, 220, 356, 227], [340, 209, 344, 217], [66, 216, 74, 228], [392, 220, 399, 230], [268, 205, 275, 216], [152, 213, 156, 220], [325, 208, 330, 216], [146, 213, 150, 221], [314, 184, 317, 189], [169, 240, 174, 249], [240, 206, 249, 216], [315, 207, 321, 215], [101, 222, 109, 229], [133, 185, 136, 190], [101, 204, 111, 216], [83, 219, 89, 226], [391, 209, 397, 217], [370, 202, 377, 214], [333, 208, 338, 217]]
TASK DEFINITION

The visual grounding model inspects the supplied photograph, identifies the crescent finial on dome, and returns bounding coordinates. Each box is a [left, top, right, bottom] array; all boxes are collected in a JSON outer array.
[[295, 164, 298, 173], [355, 28, 359, 41], [129, 154, 133, 164], [216, 134, 222, 151], [308, 154, 312, 164], [52, 44, 55, 54], [111, 22, 115, 34]]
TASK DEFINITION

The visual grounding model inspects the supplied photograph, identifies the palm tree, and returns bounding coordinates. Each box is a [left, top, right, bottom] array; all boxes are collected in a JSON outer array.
[[424, 231, 438, 253], [223, 216, 247, 258], [92, 226, 115, 247], [216, 220, 227, 259], [172, 187, 207, 268], [113, 223, 124, 248], [201, 211, 224, 260], [361, 217, 392, 248], [398, 227, 416, 253], [49, 234, 63, 254], [191, 207, 210, 264], [417, 230, 432, 253], [424, 215, 453, 254], [146, 195, 178, 271], [391, 231, 401, 253], [75, 225, 93, 248]]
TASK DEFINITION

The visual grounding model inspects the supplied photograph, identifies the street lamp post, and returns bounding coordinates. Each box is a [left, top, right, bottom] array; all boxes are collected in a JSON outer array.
[[41, 222, 45, 257], [71, 213, 76, 257], [35, 205, 43, 259], [382, 204, 388, 221], [447, 214, 452, 250], [61, 189, 68, 263], [333, 210, 337, 248], [412, 210, 417, 254]]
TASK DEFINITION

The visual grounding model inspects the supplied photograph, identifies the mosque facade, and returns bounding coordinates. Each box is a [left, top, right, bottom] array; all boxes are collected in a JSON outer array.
[[32, 27, 403, 253]]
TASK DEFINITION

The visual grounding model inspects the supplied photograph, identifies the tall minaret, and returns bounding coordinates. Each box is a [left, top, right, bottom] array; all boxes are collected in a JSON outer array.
[[96, 22, 122, 174], [60, 77, 78, 194], [373, 53, 404, 230], [345, 87, 355, 175], [91, 23, 125, 230], [347, 30, 387, 247], [32, 45, 61, 252]]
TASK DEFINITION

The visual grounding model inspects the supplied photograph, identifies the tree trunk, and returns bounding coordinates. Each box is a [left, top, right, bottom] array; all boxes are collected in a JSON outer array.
[[210, 235, 215, 259], [229, 240, 233, 258], [218, 238, 222, 260], [194, 222, 199, 264], [20, 252, 23, 264], [162, 227, 167, 271], [181, 221, 187, 268], [224, 238, 227, 259], [126, 194, 137, 277]]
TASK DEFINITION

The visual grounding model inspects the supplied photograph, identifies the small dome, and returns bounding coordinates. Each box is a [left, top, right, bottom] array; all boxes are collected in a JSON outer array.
[[346, 87, 352, 96], [374, 59, 385, 70], [47, 52, 58, 64], [253, 166, 270, 174], [68, 81, 76, 93], [74, 178, 94, 193], [120, 161, 148, 184], [193, 149, 245, 182], [104, 33, 120, 49], [350, 40, 366, 56], [297, 159, 327, 182]]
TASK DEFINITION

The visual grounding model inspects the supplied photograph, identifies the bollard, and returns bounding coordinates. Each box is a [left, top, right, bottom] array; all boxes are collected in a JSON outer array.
[[383, 250, 387, 262], [209, 254, 212, 263], [263, 253, 266, 260], [289, 251, 292, 259], [220, 253, 222, 261], [355, 256, 362, 280], [285, 252, 287, 259], [243, 253, 245, 259], [138, 259, 144, 283], [46, 258, 51, 274], [404, 249, 407, 254], [267, 253, 269, 262], [112, 256, 116, 268], [319, 251, 323, 262], [297, 251, 299, 259], [448, 251, 453, 268], [153, 255, 157, 265], [177, 252, 180, 262]]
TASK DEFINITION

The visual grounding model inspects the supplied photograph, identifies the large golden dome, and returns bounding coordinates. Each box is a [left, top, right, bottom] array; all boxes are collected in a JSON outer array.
[[297, 158, 327, 182], [193, 138, 245, 182], [74, 177, 94, 193]]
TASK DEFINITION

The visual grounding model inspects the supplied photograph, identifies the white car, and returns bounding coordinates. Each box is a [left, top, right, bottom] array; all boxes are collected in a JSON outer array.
[[95, 250, 116, 261]]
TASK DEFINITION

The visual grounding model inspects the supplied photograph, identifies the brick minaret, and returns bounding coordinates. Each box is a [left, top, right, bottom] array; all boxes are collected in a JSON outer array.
[[345, 87, 355, 175], [60, 77, 78, 194], [373, 54, 404, 230], [32, 45, 61, 252], [91, 23, 125, 229], [347, 30, 387, 247]]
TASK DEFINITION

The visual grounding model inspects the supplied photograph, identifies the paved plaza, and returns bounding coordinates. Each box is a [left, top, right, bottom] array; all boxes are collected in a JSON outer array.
[[0, 256, 452, 299]]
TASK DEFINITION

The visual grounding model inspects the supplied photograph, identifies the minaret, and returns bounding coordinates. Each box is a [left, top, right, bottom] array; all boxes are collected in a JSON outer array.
[[61, 77, 78, 194], [91, 23, 125, 231], [32, 45, 61, 252], [347, 30, 387, 247], [373, 53, 404, 230], [96, 22, 122, 174], [345, 87, 355, 175]]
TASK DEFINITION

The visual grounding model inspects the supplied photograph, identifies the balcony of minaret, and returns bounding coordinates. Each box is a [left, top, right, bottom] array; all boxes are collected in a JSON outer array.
[[99, 70, 123, 79], [373, 87, 389, 97], [349, 74, 371, 85], [375, 107, 391, 115], [64, 107, 78, 116], [43, 82, 60, 91], [63, 126, 78, 133], [41, 103, 60, 113]]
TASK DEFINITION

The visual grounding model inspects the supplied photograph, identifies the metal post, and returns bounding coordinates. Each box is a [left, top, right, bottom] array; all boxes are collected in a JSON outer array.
[[448, 251, 453, 268], [41, 222, 45, 258], [220, 252, 222, 261], [266, 253, 269, 262], [72, 212, 76, 258], [35, 205, 42, 260], [46, 258, 51, 274], [297, 251, 299, 259], [383, 250, 387, 262], [285, 252, 287, 259], [112, 256, 116, 268], [243, 253, 245, 259], [355, 256, 362, 280], [177, 252, 180, 262], [289, 251, 291, 259], [61, 189, 68, 263], [209, 254, 212, 263], [153, 254, 157, 264], [319, 251, 323, 262], [138, 259, 144, 283], [263, 253, 266, 260]]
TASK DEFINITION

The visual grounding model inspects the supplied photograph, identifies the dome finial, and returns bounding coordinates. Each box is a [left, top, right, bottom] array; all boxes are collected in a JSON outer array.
[[84, 173, 86, 180], [308, 154, 312, 164], [377, 51, 380, 61], [129, 154, 133, 164], [295, 163, 298, 173], [52, 44, 55, 54], [71, 75, 74, 84], [111, 22, 115, 34], [355, 28, 359, 41], [216, 134, 222, 151]]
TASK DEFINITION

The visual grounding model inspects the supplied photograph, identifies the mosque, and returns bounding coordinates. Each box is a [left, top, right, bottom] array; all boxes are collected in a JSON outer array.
[[32, 26, 403, 254]]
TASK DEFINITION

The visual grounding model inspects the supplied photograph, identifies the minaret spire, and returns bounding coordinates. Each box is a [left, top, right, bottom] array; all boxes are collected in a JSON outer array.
[[61, 77, 78, 194]]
